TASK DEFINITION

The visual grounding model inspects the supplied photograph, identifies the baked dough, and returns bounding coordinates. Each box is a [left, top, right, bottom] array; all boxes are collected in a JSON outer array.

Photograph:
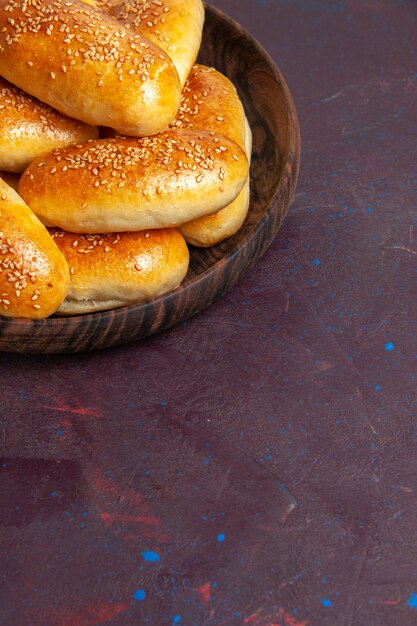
[[51, 228, 189, 314], [170, 65, 246, 146], [0, 0, 181, 136], [0, 178, 69, 319], [114, 0, 204, 87], [170, 65, 252, 246], [0, 77, 98, 173], [180, 119, 252, 246], [19, 129, 249, 233]]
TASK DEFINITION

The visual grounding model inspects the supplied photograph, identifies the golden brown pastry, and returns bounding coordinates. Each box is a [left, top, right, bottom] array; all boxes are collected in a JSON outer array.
[[51, 228, 189, 314], [0, 0, 181, 136], [0, 78, 98, 173], [180, 119, 252, 246], [114, 0, 204, 88], [19, 129, 249, 233], [0, 178, 70, 319], [169, 65, 252, 247], [170, 65, 247, 146]]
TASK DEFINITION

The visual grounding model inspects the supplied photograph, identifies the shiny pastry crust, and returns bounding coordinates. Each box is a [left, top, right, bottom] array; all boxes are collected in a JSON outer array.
[[0, 178, 70, 319], [114, 0, 204, 87], [18, 129, 249, 233], [170, 64, 247, 147], [180, 121, 251, 246], [0, 0, 181, 136], [51, 227, 189, 314], [172, 65, 252, 246], [0, 77, 98, 173]]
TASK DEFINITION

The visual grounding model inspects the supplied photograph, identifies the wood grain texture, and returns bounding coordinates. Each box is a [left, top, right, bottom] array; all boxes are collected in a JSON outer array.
[[0, 4, 300, 353]]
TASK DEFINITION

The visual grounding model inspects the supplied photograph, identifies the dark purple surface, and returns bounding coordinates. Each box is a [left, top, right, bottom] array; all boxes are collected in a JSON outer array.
[[1, 0, 417, 624]]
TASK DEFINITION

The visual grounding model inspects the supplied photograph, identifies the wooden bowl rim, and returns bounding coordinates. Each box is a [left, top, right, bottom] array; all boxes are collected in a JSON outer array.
[[0, 3, 301, 339]]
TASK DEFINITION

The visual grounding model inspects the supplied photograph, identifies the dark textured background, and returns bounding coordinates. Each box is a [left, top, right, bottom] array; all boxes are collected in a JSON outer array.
[[1, 1, 417, 624]]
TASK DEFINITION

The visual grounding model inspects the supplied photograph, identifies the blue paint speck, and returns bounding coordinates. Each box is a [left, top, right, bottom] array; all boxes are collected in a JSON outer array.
[[133, 589, 146, 601], [217, 533, 225, 542], [385, 342, 394, 351], [50, 491, 57, 497], [407, 593, 417, 609], [313, 259, 321, 265], [141, 550, 160, 563], [321, 598, 333, 607], [375, 385, 381, 391], [172, 616, 182, 624]]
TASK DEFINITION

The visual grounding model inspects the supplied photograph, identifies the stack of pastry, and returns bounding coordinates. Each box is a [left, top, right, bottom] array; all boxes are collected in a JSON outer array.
[[0, 0, 251, 318]]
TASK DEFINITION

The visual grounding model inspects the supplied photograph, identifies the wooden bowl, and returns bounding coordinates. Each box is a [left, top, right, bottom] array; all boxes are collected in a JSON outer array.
[[0, 5, 300, 354]]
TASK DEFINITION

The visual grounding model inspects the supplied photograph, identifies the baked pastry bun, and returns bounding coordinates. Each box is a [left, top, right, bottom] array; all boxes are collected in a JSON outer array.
[[51, 228, 189, 314], [114, 0, 204, 88], [180, 119, 252, 247], [170, 65, 247, 146], [0, 179, 70, 319], [169, 65, 252, 247], [19, 129, 249, 233], [0, 0, 181, 136], [0, 78, 98, 174]]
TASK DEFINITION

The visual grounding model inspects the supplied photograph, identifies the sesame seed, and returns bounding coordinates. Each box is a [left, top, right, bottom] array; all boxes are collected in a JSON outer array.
[[31, 131, 236, 203], [0, 0, 160, 91]]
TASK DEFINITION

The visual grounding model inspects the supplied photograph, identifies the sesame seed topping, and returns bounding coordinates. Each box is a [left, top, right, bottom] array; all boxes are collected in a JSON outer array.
[[117, 0, 171, 39], [0, 223, 44, 311], [35, 131, 228, 193], [0, 76, 79, 135], [0, 0, 163, 87]]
